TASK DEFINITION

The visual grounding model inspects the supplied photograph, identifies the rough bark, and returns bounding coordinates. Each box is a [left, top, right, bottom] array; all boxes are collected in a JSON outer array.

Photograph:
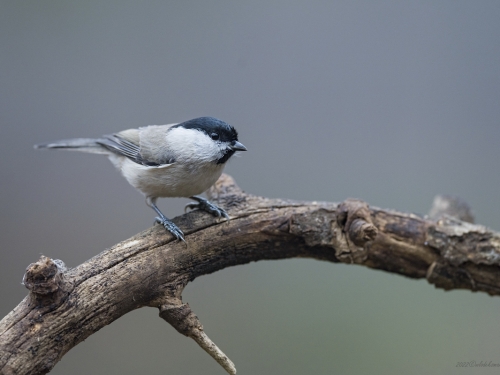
[[1, 175, 499, 375]]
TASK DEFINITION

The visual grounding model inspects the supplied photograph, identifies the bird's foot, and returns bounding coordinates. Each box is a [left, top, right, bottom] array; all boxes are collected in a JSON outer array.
[[155, 216, 185, 242], [185, 196, 230, 220]]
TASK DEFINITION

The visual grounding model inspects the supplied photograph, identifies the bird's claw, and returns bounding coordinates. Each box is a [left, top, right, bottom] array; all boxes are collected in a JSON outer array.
[[185, 198, 230, 220], [184, 203, 199, 213], [155, 216, 185, 242]]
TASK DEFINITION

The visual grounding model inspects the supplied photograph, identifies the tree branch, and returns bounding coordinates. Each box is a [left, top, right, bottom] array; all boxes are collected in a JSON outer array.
[[1, 175, 500, 375]]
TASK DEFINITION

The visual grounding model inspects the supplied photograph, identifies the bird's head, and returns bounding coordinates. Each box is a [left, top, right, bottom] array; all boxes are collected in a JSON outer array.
[[169, 117, 247, 164]]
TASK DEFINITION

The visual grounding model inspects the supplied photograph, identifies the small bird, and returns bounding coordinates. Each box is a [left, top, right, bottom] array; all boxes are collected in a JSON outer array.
[[35, 117, 247, 241]]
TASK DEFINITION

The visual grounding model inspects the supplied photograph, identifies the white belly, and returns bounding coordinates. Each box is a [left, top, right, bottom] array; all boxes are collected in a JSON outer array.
[[111, 156, 225, 198]]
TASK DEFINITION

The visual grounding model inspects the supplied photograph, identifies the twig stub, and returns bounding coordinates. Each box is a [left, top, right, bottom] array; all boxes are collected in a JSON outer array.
[[159, 301, 202, 336], [159, 299, 236, 375]]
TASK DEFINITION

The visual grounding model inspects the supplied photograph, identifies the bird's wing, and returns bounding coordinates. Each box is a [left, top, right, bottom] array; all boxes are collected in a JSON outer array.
[[97, 134, 141, 161], [96, 129, 159, 167], [97, 124, 177, 167], [116, 128, 140, 145]]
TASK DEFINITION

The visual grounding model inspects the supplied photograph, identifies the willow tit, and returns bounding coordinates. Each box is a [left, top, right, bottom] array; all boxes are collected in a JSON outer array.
[[35, 117, 247, 241]]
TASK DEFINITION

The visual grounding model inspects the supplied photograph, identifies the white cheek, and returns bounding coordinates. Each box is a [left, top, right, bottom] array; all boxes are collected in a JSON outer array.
[[166, 128, 221, 162]]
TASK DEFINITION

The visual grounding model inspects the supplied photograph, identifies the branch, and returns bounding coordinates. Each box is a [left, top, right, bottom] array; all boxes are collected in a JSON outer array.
[[1, 175, 499, 375]]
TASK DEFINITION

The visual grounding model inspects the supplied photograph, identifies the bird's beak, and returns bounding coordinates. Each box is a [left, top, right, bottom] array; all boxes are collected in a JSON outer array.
[[230, 141, 247, 151]]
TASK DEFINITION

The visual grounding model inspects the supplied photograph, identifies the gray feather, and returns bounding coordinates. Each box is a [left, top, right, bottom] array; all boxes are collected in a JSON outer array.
[[115, 128, 140, 145], [34, 138, 109, 154], [35, 123, 180, 166]]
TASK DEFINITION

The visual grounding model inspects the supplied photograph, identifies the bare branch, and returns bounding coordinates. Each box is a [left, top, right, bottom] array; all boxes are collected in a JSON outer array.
[[1, 174, 500, 374]]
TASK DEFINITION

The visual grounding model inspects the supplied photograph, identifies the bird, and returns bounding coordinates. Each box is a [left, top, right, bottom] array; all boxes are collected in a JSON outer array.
[[35, 117, 247, 242]]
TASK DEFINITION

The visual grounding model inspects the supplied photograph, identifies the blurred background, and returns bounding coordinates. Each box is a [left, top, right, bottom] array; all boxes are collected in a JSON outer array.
[[2, 1, 500, 374]]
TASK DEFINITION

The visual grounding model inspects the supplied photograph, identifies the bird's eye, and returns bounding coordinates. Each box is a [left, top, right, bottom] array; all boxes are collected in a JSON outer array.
[[210, 133, 219, 140]]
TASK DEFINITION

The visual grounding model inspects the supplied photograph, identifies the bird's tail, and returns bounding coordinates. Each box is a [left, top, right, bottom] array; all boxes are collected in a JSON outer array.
[[34, 138, 109, 154]]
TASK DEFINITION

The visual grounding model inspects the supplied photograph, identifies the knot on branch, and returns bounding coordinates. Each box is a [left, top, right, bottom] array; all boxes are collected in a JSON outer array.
[[22, 256, 72, 311], [337, 199, 378, 247], [328, 199, 378, 264], [23, 256, 67, 296]]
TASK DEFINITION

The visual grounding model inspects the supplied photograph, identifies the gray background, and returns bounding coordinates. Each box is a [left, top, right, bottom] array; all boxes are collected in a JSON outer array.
[[2, 1, 500, 374]]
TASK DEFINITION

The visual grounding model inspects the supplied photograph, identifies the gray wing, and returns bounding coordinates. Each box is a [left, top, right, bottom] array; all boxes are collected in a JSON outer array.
[[96, 134, 149, 164], [97, 125, 176, 166]]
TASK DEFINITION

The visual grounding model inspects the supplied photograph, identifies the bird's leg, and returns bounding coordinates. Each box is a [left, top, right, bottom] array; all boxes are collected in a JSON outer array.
[[146, 197, 185, 242], [185, 196, 230, 220]]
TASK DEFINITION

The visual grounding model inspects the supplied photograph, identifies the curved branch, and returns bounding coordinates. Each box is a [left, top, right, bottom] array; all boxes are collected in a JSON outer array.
[[1, 175, 500, 375]]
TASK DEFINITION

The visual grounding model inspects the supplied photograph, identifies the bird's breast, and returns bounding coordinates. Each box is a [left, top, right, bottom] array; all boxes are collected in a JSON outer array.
[[117, 158, 225, 198]]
